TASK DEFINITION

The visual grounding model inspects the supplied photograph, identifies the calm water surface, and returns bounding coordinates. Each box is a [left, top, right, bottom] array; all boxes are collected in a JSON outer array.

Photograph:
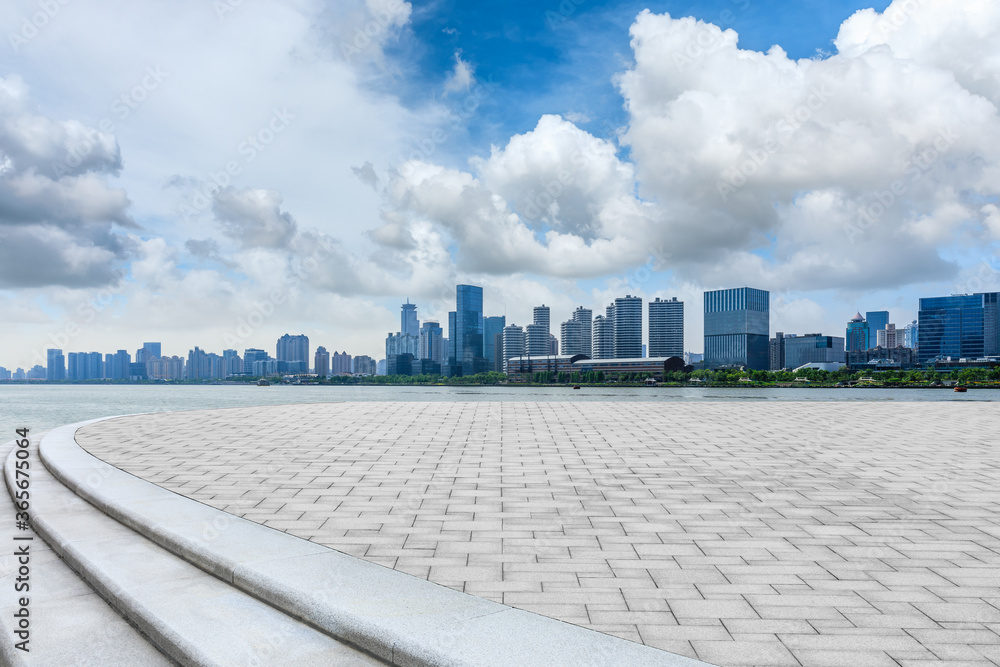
[[1, 383, 997, 441]]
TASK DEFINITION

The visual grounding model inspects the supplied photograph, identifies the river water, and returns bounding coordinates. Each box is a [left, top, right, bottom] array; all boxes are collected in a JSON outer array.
[[1, 383, 996, 442]]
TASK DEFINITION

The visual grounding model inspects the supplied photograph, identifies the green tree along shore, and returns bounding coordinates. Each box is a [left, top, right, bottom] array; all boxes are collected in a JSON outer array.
[[16, 367, 1000, 387]]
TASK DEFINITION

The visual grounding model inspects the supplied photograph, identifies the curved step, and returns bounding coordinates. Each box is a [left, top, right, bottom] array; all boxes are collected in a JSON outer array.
[[4, 434, 385, 666], [0, 438, 175, 667], [41, 417, 714, 667]]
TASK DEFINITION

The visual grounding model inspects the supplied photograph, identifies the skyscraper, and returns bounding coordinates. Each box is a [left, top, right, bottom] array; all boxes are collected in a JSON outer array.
[[866, 311, 889, 350], [846, 313, 870, 353], [613, 295, 642, 359], [648, 297, 684, 358], [419, 321, 445, 362], [46, 349, 65, 381], [572, 307, 592, 357], [332, 351, 352, 374], [483, 316, 506, 369], [917, 292, 1000, 364], [592, 314, 614, 359], [877, 323, 901, 348], [276, 334, 309, 373], [703, 287, 770, 369], [401, 300, 419, 337], [314, 346, 330, 378], [903, 320, 918, 349], [243, 349, 268, 375], [454, 284, 485, 376]]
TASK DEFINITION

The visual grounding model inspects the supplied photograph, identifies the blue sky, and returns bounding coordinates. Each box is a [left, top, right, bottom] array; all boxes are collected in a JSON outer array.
[[1, 0, 998, 366]]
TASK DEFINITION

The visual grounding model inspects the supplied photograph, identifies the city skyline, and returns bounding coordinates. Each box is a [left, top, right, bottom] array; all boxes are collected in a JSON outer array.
[[3, 1, 1000, 371]]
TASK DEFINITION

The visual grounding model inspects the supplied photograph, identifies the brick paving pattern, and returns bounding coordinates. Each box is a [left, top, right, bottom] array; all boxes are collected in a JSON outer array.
[[76, 401, 1000, 667]]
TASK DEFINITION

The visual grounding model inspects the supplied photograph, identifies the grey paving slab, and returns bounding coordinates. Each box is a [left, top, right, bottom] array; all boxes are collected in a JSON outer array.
[[76, 400, 1000, 666]]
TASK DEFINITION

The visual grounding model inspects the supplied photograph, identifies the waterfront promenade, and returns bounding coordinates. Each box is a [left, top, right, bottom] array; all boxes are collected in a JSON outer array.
[[76, 401, 1000, 667]]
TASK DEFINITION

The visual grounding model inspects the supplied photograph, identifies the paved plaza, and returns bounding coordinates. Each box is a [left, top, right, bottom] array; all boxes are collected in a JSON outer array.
[[76, 401, 1000, 667]]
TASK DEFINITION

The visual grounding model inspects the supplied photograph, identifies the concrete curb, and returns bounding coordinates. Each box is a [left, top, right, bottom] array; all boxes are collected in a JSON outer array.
[[42, 416, 715, 667]]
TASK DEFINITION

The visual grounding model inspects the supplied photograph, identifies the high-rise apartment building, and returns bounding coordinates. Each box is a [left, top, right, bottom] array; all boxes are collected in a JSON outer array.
[[846, 313, 870, 353], [704, 287, 769, 369], [592, 314, 614, 359], [502, 324, 525, 372], [353, 355, 377, 375], [903, 320, 918, 349], [649, 297, 684, 358], [483, 316, 506, 369], [560, 320, 587, 356], [612, 295, 642, 359], [276, 334, 309, 373], [866, 311, 889, 350], [453, 285, 486, 376], [918, 292, 1000, 364], [401, 300, 420, 337], [533, 305, 550, 335], [332, 351, 352, 374], [526, 323, 549, 356], [46, 349, 65, 381], [222, 349, 241, 377], [314, 346, 330, 378], [770, 332, 786, 371]]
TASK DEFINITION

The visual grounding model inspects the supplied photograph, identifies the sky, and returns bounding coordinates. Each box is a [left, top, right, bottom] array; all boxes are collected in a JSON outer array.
[[2, 0, 1000, 368]]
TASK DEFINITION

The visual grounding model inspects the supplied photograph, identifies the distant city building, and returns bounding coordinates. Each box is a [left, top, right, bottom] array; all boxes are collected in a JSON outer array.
[[452, 285, 486, 376], [419, 321, 445, 362], [243, 349, 268, 375], [846, 313, 870, 353], [105, 350, 130, 380], [276, 334, 309, 374], [186, 347, 210, 380], [136, 342, 161, 364], [353, 355, 376, 375], [332, 351, 352, 375], [502, 324, 525, 372], [401, 299, 420, 337], [877, 323, 901, 348], [0, 366, 9, 381], [483, 316, 506, 369], [613, 295, 642, 359], [704, 287, 769, 369], [533, 305, 550, 335], [46, 349, 65, 382], [314, 346, 330, 378], [148, 356, 184, 380], [222, 349, 241, 377], [903, 320, 918, 349], [549, 333, 559, 355], [684, 352, 704, 365], [918, 292, 1000, 364], [866, 311, 889, 350], [27, 365, 45, 380], [376, 359, 387, 375], [568, 307, 592, 357], [13, 368, 26, 381], [560, 319, 588, 356], [526, 323, 549, 356], [848, 346, 917, 370], [253, 358, 279, 376], [648, 297, 684, 358], [388, 353, 414, 376], [769, 333, 787, 371], [783, 334, 846, 369], [386, 332, 419, 359], [592, 314, 614, 359]]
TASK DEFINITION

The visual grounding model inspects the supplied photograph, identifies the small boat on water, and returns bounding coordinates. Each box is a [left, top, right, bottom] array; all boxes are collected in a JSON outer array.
[[257, 379, 270, 386], [572, 385, 581, 389], [954, 385, 967, 393]]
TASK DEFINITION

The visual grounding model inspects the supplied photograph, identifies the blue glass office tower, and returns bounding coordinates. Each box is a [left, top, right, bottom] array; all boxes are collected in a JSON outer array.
[[846, 313, 870, 352], [704, 287, 770, 369], [483, 315, 506, 370], [451, 285, 485, 376], [865, 311, 889, 349], [917, 293, 999, 364]]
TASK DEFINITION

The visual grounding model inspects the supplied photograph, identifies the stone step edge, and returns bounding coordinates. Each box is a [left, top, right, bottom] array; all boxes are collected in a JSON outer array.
[[41, 416, 714, 667]]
